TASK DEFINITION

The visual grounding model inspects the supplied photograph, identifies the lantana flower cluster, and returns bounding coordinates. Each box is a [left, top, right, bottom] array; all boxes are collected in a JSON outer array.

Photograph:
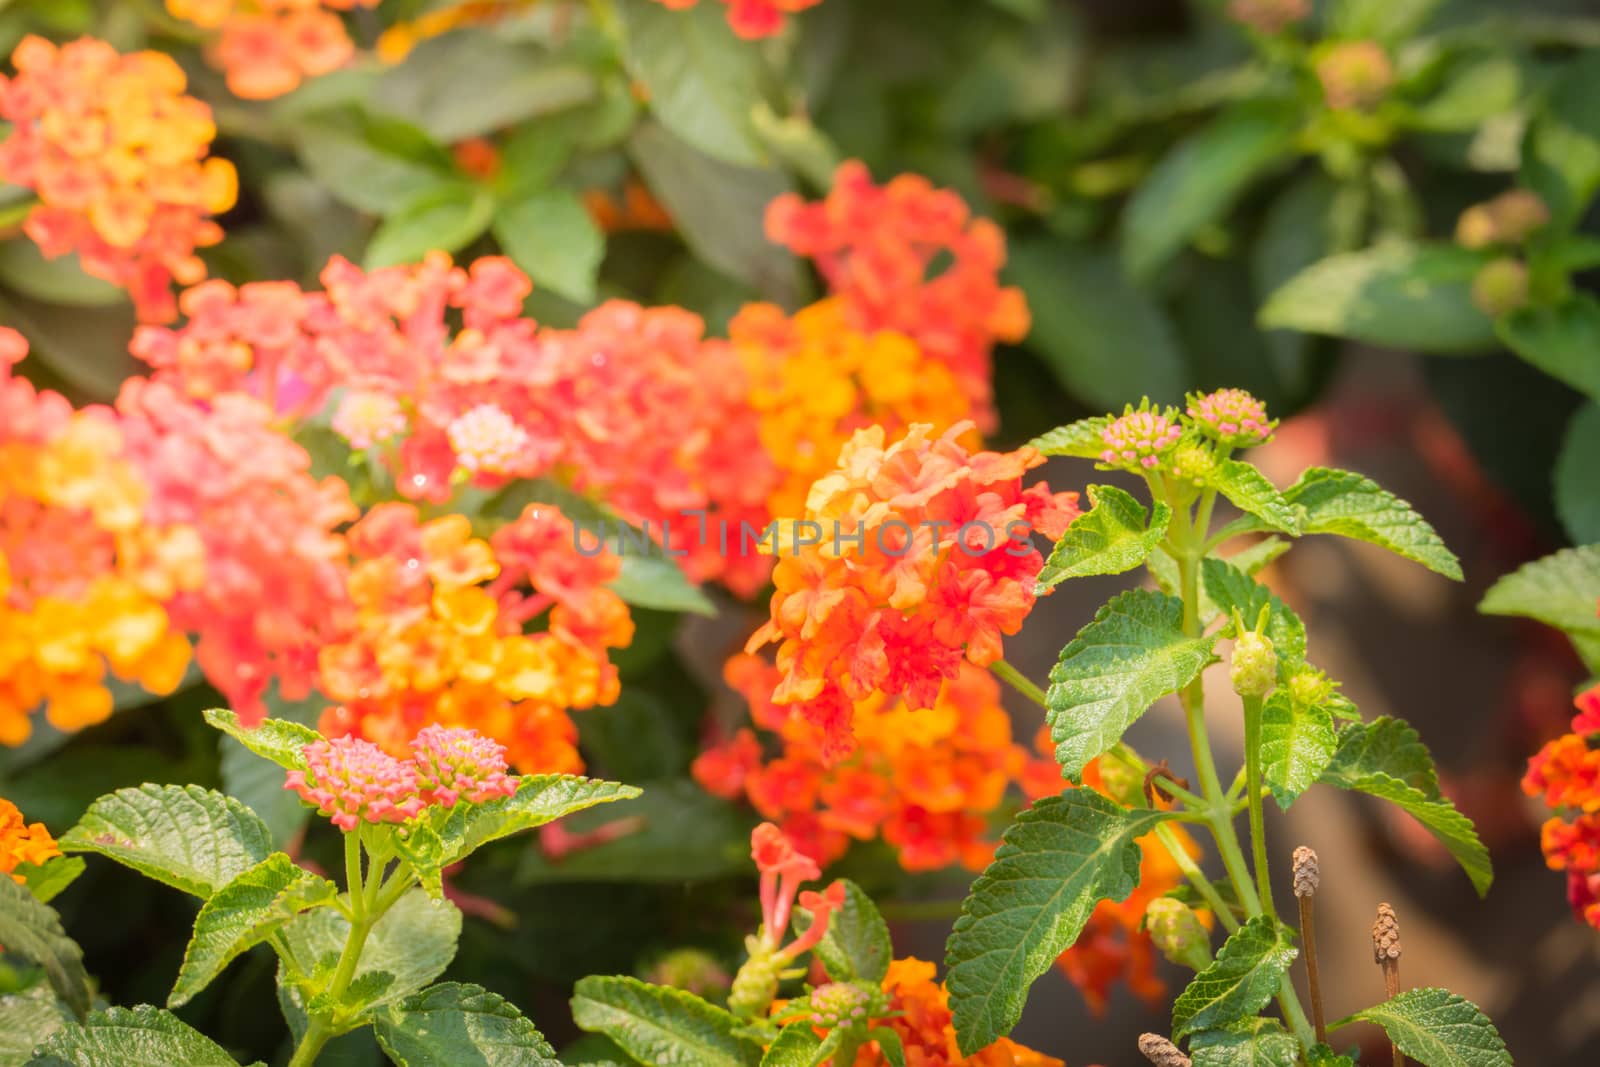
[[0, 36, 237, 322], [285, 724, 518, 831], [746, 421, 1079, 759], [0, 330, 199, 743], [767, 162, 1031, 431], [165, 0, 378, 99], [650, 0, 823, 40], [1524, 676, 1600, 928], [315, 503, 632, 774], [0, 797, 62, 882]]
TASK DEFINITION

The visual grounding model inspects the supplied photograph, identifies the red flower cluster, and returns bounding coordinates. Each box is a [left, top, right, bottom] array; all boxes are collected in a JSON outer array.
[[166, 0, 379, 99], [651, 0, 823, 40], [767, 162, 1031, 431], [0, 36, 237, 321], [745, 422, 1078, 758], [1525, 680, 1600, 928]]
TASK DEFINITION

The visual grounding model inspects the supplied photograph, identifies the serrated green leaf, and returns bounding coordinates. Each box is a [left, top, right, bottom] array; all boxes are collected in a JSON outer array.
[[1047, 589, 1219, 780], [26, 1005, 256, 1067], [1522, 51, 1600, 229], [1306, 1044, 1356, 1067], [0, 982, 71, 1064], [1028, 416, 1112, 458], [1225, 538, 1291, 578], [203, 707, 321, 772], [1330, 771, 1491, 895], [1479, 545, 1600, 657], [1206, 461, 1299, 535], [60, 784, 272, 899], [1008, 241, 1187, 408], [1259, 692, 1336, 810], [493, 188, 604, 304], [1122, 103, 1297, 282], [277, 890, 461, 1020], [398, 775, 641, 895], [1035, 485, 1171, 591], [792, 879, 891, 984], [1258, 244, 1496, 354], [1498, 296, 1600, 404], [1321, 717, 1440, 795], [1557, 406, 1600, 545], [1200, 558, 1307, 673], [1189, 1016, 1300, 1067], [0, 877, 88, 1021], [1170, 916, 1296, 1040], [758, 1024, 821, 1067], [571, 976, 762, 1067], [616, 0, 765, 167], [1340, 987, 1511, 1067], [944, 792, 1175, 1054], [365, 181, 495, 269], [1282, 467, 1462, 580], [14, 856, 85, 905], [170, 853, 337, 1008], [374, 982, 561, 1067]]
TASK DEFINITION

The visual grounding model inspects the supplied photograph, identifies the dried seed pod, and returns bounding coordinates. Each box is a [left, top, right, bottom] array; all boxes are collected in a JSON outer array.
[[1292, 846, 1320, 898], [1372, 902, 1402, 965]]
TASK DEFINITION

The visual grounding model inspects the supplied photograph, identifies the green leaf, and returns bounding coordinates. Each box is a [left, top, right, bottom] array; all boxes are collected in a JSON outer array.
[[365, 182, 495, 269], [1259, 245, 1496, 354], [944, 791, 1175, 1054], [1329, 0, 1442, 41], [493, 188, 604, 304], [1479, 544, 1600, 648], [1258, 693, 1336, 810], [1170, 916, 1296, 1040], [792, 879, 891, 984], [277, 890, 461, 1020], [14, 856, 85, 905], [26, 1005, 255, 1067], [0, 983, 71, 1064], [0, 877, 89, 1021], [1282, 467, 1462, 580], [571, 976, 762, 1067], [610, 556, 716, 616], [1556, 405, 1600, 544], [293, 109, 456, 215], [1035, 485, 1171, 591], [1320, 721, 1490, 894], [1028, 416, 1112, 459], [1522, 52, 1600, 230], [59, 784, 272, 899], [374, 982, 561, 1067], [0, 241, 123, 306], [1306, 1045, 1357, 1067], [868, 1028, 904, 1067], [628, 122, 799, 302], [759, 1025, 820, 1067], [1340, 987, 1511, 1067], [1200, 558, 1307, 671], [1497, 296, 1600, 404], [1407, 54, 1524, 133], [169, 853, 337, 1009], [1047, 590, 1219, 780], [1008, 241, 1187, 408], [1189, 1016, 1301, 1067], [616, 0, 766, 167], [398, 775, 641, 895], [218, 693, 319, 849], [372, 30, 596, 145], [203, 707, 321, 771], [1206, 461, 1300, 536], [1122, 103, 1297, 282]]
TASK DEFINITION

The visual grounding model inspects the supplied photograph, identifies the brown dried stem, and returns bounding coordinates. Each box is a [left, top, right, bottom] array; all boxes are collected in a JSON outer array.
[[1292, 846, 1327, 1045]]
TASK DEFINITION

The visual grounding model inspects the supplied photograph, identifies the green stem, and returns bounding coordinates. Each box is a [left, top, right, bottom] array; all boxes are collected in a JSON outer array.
[[991, 658, 1049, 708], [1154, 823, 1238, 934], [1242, 694, 1274, 920]]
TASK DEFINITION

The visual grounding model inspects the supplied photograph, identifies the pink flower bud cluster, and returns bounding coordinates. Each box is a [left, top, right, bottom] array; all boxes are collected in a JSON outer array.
[[1098, 405, 1183, 469], [285, 725, 518, 831], [1186, 388, 1277, 447]]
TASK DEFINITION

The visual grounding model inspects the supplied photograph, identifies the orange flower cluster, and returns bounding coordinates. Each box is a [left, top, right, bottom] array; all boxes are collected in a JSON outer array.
[[651, 0, 823, 40], [0, 797, 60, 882], [697, 657, 1041, 871], [746, 422, 1078, 758], [0, 36, 236, 322], [732, 299, 976, 520], [0, 329, 199, 743], [767, 162, 1030, 432], [1525, 680, 1600, 928], [317, 502, 632, 773], [851, 957, 1064, 1067], [166, 0, 378, 99]]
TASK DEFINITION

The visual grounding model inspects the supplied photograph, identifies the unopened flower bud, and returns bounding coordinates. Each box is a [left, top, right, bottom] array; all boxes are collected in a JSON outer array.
[[1226, 0, 1310, 34], [803, 980, 886, 1029], [1490, 189, 1550, 244], [1286, 667, 1335, 709], [1138, 1032, 1193, 1067], [1316, 41, 1394, 111], [1471, 258, 1529, 317], [1168, 442, 1217, 488], [1145, 897, 1212, 971], [1229, 610, 1278, 698], [1186, 388, 1276, 448]]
